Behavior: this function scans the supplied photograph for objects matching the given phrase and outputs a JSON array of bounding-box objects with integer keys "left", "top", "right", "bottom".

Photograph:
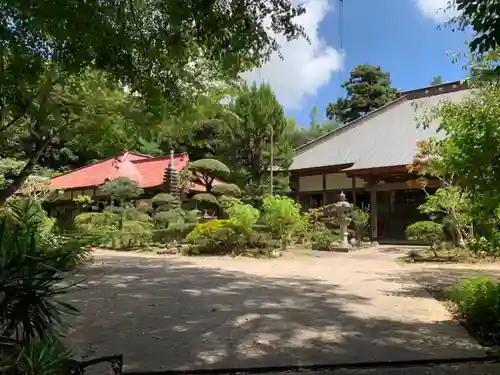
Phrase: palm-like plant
[{"left": 0, "top": 197, "right": 86, "bottom": 374}]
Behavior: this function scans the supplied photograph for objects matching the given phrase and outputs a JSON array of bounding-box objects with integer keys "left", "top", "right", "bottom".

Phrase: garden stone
[{"left": 270, "top": 249, "right": 281, "bottom": 258}]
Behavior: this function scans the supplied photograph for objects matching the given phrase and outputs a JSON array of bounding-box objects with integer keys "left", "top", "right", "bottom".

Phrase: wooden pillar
[
  {"left": 351, "top": 177, "right": 357, "bottom": 205},
  {"left": 370, "top": 188, "right": 378, "bottom": 240},
  {"left": 322, "top": 173, "right": 327, "bottom": 206}
]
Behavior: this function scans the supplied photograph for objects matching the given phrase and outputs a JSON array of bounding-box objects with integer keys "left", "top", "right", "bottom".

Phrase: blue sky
[{"left": 246, "top": 0, "right": 473, "bottom": 128}]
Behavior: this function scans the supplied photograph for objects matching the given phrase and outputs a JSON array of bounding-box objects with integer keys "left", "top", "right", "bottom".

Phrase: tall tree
[
  {"left": 326, "top": 64, "right": 397, "bottom": 124},
  {"left": 157, "top": 88, "right": 237, "bottom": 160},
  {"left": 290, "top": 107, "right": 338, "bottom": 148},
  {"left": 223, "top": 82, "right": 294, "bottom": 199},
  {"left": 0, "top": 69, "right": 153, "bottom": 205},
  {"left": 418, "top": 81, "right": 500, "bottom": 236},
  {"left": 0, "top": 0, "right": 305, "bottom": 205},
  {"left": 430, "top": 76, "right": 443, "bottom": 86}
]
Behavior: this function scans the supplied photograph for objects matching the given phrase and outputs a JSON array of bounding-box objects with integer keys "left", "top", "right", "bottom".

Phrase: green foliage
[
  {"left": 75, "top": 206, "right": 153, "bottom": 249},
  {"left": 289, "top": 110, "right": 338, "bottom": 148},
  {"left": 0, "top": 197, "right": 92, "bottom": 374},
  {"left": 189, "top": 158, "right": 231, "bottom": 194},
  {"left": 1, "top": 338, "right": 73, "bottom": 375},
  {"left": 406, "top": 221, "right": 444, "bottom": 252},
  {"left": 186, "top": 215, "right": 278, "bottom": 256},
  {"left": 311, "top": 229, "right": 336, "bottom": 251},
  {"left": 186, "top": 220, "right": 229, "bottom": 244},
  {"left": 0, "top": 69, "right": 153, "bottom": 205},
  {"left": 452, "top": 276, "right": 500, "bottom": 344},
  {"left": 72, "top": 194, "right": 92, "bottom": 213},
  {"left": 151, "top": 192, "right": 198, "bottom": 244},
  {"left": 0, "top": 158, "right": 25, "bottom": 188},
  {"left": 262, "top": 195, "right": 302, "bottom": 249},
  {"left": 192, "top": 193, "right": 220, "bottom": 206},
  {"left": 0, "top": 0, "right": 306, "bottom": 153},
  {"left": 348, "top": 206, "right": 370, "bottom": 240},
  {"left": 466, "top": 237, "right": 492, "bottom": 258},
  {"left": 185, "top": 219, "right": 238, "bottom": 254},
  {"left": 152, "top": 193, "right": 177, "bottom": 208},
  {"left": 418, "top": 83, "right": 500, "bottom": 242},
  {"left": 226, "top": 201, "right": 260, "bottom": 236},
  {"left": 418, "top": 186, "right": 472, "bottom": 245},
  {"left": 72, "top": 194, "right": 92, "bottom": 205},
  {"left": 430, "top": 76, "right": 443, "bottom": 86},
  {"left": 190, "top": 159, "right": 230, "bottom": 176},
  {"left": 0, "top": 198, "right": 86, "bottom": 347},
  {"left": 222, "top": 83, "right": 294, "bottom": 199},
  {"left": 101, "top": 177, "right": 143, "bottom": 204},
  {"left": 211, "top": 183, "right": 241, "bottom": 197},
  {"left": 449, "top": 1, "right": 500, "bottom": 55},
  {"left": 326, "top": 64, "right": 397, "bottom": 123}
]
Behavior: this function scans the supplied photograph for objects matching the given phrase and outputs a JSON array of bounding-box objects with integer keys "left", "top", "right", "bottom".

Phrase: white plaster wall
[
  {"left": 299, "top": 175, "right": 323, "bottom": 192},
  {"left": 325, "top": 173, "right": 365, "bottom": 190}
]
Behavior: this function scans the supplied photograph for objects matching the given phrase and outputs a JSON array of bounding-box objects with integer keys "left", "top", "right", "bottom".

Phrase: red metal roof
[{"left": 50, "top": 151, "right": 216, "bottom": 191}]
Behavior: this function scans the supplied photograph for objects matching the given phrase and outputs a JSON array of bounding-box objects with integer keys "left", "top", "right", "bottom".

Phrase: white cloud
[
  {"left": 243, "top": 0, "right": 343, "bottom": 110},
  {"left": 415, "top": 0, "right": 459, "bottom": 23}
]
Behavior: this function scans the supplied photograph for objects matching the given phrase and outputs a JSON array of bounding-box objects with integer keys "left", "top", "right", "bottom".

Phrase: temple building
[
  {"left": 289, "top": 81, "right": 470, "bottom": 241},
  {"left": 49, "top": 150, "right": 219, "bottom": 219}
]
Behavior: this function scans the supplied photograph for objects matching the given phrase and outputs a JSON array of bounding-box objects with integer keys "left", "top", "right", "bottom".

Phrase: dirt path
[{"left": 65, "top": 249, "right": 485, "bottom": 373}]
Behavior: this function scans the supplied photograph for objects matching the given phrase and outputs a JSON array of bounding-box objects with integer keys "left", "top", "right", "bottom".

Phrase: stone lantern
[{"left": 333, "top": 191, "right": 352, "bottom": 249}]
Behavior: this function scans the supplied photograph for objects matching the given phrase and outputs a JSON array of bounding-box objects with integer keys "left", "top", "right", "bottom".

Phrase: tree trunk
[{"left": 0, "top": 138, "right": 48, "bottom": 207}]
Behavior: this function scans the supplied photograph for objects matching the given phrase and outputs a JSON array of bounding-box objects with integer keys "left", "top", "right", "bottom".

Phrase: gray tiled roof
[{"left": 289, "top": 87, "right": 471, "bottom": 171}]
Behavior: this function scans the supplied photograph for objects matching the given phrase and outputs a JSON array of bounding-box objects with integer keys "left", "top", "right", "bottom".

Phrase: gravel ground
[{"left": 65, "top": 248, "right": 486, "bottom": 373}]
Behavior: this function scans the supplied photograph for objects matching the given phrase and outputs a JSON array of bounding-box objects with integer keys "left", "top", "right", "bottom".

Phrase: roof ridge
[
  {"left": 128, "top": 151, "right": 154, "bottom": 158},
  {"left": 295, "top": 95, "right": 408, "bottom": 155},
  {"left": 396, "top": 80, "right": 468, "bottom": 100},
  {"left": 131, "top": 152, "right": 189, "bottom": 164}
]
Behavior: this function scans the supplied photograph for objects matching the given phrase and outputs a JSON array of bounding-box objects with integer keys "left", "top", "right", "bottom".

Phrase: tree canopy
[
  {"left": 449, "top": 0, "right": 500, "bottom": 55},
  {"left": 418, "top": 81, "right": 500, "bottom": 233},
  {"left": 430, "top": 76, "right": 443, "bottom": 86},
  {"left": 326, "top": 64, "right": 397, "bottom": 124},
  {"left": 0, "top": 0, "right": 306, "bottom": 104},
  {"left": 222, "top": 82, "right": 294, "bottom": 199},
  {"left": 0, "top": 0, "right": 307, "bottom": 206},
  {"left": 290, "top": 107, "right": 338, "bottom": 148}
]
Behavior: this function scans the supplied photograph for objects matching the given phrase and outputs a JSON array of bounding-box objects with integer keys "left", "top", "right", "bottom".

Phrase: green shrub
[
  {"left": 262, "top": 195, "right": 302, "bottom": 249},
  {"left": 466, "top": 236, "right": 491, "bottom": 257},
  {"left": 0, "top": 197, "right": 91, "bottom": 374},
  {"left": 226, "top": 201, "right": 260, "bottom": 236},
  {"left": 246, "top": 231, "right": 280, "bottom": 249},
  {"left": 406, "top": 221, "right": 444, "bottom": 256},
  {"left": 186, "top": 221, "right": 240, "bottom": 255},
  {"left": 186, "top": 218, "right": 278, "bottom": 256},
  {"left": 452, "top": 276, "right": 500, "bottom": 343},
  {"left": 348, "top": 206, "right": 370, "bottom": 240},
  {"left": 75, "top": 206, "right": 154, "bottom": 249},
  {"left": 311, "top": 229, "right": 336, "bottom": 250},
  {"left": 186, "top": 220, "right": 230, "bottom": 244}
]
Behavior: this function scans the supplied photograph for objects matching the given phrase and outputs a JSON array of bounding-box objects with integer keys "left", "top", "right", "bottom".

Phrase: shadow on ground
[
  {"left": 380, "top": 266, "right": 500, "bottom": 300},
  {"left": 64, "top": 255, "right": 483, "bottom": 372}
]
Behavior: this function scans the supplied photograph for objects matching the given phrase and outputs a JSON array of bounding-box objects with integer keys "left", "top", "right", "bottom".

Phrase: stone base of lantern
[{"left": 328, "top": 242, "right": 352, "bottom": 253}]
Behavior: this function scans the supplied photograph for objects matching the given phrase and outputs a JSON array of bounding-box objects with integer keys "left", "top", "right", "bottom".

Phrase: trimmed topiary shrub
[{"left": 406, "top": 220, "right": 444, "bottom": 257}]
